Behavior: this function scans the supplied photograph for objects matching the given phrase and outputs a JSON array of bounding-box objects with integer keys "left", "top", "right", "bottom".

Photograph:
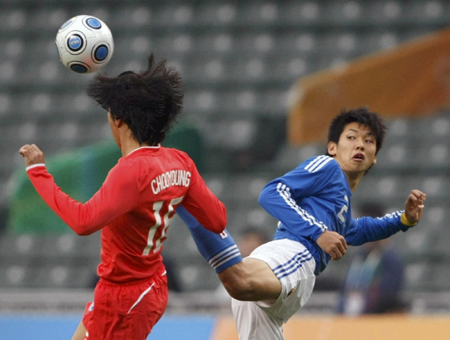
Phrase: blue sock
[{"left": 176, "top": 206, "right": 242, "bottom": 273}]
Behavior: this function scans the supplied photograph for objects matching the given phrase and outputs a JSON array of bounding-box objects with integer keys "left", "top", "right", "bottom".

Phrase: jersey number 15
[{"left": 143, "top": 196, "right": 184, "bottom": 255}]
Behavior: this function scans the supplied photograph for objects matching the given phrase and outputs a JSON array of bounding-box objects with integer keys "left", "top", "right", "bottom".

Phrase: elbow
[
  {"left": 224, "top": 281, "right": 255, "bottom": 301},
  {"left": 70, "top": 223, "right": 97, "bottom": 236},
  {"left": 75, "top": 229, "right": 94, "bottom": 236},
  {"left": 218, "top": 214, "right": 227, "bottom": 233},
  {"left": 201, "top": 212, "right": 226, "bottom": 234},
  {"left": 257, "top": 193, "right": 264, "bottom": 206},
  {"left": 210, "top": 220, "right": 226, "bottom": 234},
  {"left": 70, "top": 211, "right": 105, "bottom": 236},
  {"left": 258, "top": 190, "right": 268, "bottom": 209},
  {"left": 212, "top": 207, "right": 227, "bottom": 233}
]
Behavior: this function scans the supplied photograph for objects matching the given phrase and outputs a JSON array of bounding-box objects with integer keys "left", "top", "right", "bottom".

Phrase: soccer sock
[{"left": 176, "top": 206, "right": 242, "bottom": 273}]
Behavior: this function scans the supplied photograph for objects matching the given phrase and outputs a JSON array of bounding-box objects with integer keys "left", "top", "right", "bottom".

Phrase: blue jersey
[{"left": 258, "top": 155, "right": 409, "bottom": 275}]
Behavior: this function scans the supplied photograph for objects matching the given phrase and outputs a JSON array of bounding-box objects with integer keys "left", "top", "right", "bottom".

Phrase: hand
[
  {"left": 19, "top": 144, "right": 45, "bottom": 167},
  {"left": 404, "top": 189, "right": 426, "bottom": 225},
  {"left": 316, "top": 230, "right": 348, "bottom": 260}
]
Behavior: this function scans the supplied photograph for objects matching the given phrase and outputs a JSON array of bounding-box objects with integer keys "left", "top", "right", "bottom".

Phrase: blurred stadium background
[{"left": 1, "top": 0, "right": 450, "bottom": 339}]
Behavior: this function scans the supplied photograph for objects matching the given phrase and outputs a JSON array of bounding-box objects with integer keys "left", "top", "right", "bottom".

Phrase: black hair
[
  {"left": 327, "top": 107, "right": 386, "bottom": 156},
  {"left": 86, "top": 54, "right": 183, "bottom": 145}
]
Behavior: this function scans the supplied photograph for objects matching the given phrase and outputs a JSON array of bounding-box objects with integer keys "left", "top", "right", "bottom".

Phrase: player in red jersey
[{"left": 19, "top": 54, "right": 227, "bottom": 340}]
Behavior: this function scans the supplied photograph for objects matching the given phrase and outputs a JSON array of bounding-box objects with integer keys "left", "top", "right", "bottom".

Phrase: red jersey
[{"left": 26, "top": 146, "right": 227, "bottom": 283}]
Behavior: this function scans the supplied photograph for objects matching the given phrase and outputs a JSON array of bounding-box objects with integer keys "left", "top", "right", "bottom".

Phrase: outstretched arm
[
  {"left": 20, "top": 144, "right": 139, "bottom": 235},
  {"left": 345, "top": 189, "right": 427, "bottom": 246}
]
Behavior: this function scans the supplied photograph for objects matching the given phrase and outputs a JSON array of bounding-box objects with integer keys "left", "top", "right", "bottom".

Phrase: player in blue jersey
[{"left": 176, "top": 107, "right": 426, "bottom": 340}]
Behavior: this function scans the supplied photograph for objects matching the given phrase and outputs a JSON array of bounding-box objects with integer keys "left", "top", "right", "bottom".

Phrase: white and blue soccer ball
[{"left": 55, "top": 15, "right": 114, "bottom": 74}]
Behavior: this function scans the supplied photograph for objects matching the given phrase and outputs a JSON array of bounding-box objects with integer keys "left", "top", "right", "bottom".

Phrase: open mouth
[{"left": 353, "top": 153, "right": 365, "bottom": 161}]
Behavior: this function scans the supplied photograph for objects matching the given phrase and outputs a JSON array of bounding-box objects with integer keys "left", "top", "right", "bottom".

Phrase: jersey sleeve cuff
[
  {"left": 26, "top": 163, "right": 46, "bottom": 172},
  {"left": 311, "top": 227, "right": 327, "bottom": 242}
]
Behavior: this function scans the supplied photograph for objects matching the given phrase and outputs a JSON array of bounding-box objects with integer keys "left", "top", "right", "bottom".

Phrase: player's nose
[{"left": 356, "top": 138, "right": 364, "bottom": 149}]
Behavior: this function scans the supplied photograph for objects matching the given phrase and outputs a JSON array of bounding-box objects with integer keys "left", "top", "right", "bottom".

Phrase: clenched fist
[
  {"left": 403, "top": 189, "right": 426, "bottom": 225},
  {"left": 316, "top": 230, "right": 348, "bottom": 260},
  {"left": 19, "top": 144, "right": 45, "bottom": 167}
]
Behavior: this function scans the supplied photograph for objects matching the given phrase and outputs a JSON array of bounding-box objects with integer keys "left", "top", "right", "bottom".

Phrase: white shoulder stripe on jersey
[
  {"left": 304, "top": 155, "right": 326, "bottom": 172},
  {"left": 276, "top": 182, "right": 328, "bottom": 232},
  {"left": 305, "top": 155, "right": 333, "bottom": 173},
  {"left": 309, "top": 156, "right": 333, "bottom": 173}
]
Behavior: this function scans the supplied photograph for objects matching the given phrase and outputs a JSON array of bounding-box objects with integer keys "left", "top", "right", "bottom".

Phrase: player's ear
[
  {"left": 327, "top": 141, "right": 337, "bottom": 156},
  {"left": 372, "top": 155, "right": 377, "bottom": 165},
  {"left": 115, "top": 119, "right": 123, "bottom": 127}
]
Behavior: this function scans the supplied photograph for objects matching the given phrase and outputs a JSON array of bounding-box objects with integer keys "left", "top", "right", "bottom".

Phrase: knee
[
  {"left": 224, "top": 279, "right": 254, "bottom": 301},
  {"left": 219, "top": 264, "right": 256, "bottom": 301}
]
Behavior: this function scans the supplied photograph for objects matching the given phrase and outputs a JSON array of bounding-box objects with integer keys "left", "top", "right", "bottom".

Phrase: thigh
[
  {"left": 70, "top": 320, "right": 87, "bottom": 340},
  {"left": 85, "top": 273, "right": 168, "bottom": 340},
  {"left": 248, "top": 239, "right": 316, "bottom": 322},
  {"left": 125, "top": 276, "right": 169, "bottom": 338},
  {"left": 242, "top": 257, "right": 283, "bottom": 300},
  {"left": 218, "top": 255, "right": 282, "bottom": 302},
  {"left": 231, "top": 298, "right": 285, "bottom": 340}
]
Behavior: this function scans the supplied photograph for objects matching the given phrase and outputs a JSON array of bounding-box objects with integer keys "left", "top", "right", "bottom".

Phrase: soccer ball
[{"left": 55, "top": 15, "right": 114, "bottom": 74}]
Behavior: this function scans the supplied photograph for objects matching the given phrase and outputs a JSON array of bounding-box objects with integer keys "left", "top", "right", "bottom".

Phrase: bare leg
[
  {"left": 219, "top": 258, "right": 281, "bottom": 302},
  {"left": 176, "top": 207, "right": 280, "bottom": 301},
  {"left": 71, "top": 320, "right": 87, "bottom": 340}
]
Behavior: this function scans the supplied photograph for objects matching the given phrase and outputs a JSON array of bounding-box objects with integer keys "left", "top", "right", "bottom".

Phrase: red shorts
[{"left": 82, "top": 268, "right": 168, "bottom": 340}]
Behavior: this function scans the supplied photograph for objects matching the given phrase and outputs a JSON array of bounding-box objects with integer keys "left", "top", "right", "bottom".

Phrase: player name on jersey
[{"left": 151, "top": 170, "right": 191, "bottom": 194}]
